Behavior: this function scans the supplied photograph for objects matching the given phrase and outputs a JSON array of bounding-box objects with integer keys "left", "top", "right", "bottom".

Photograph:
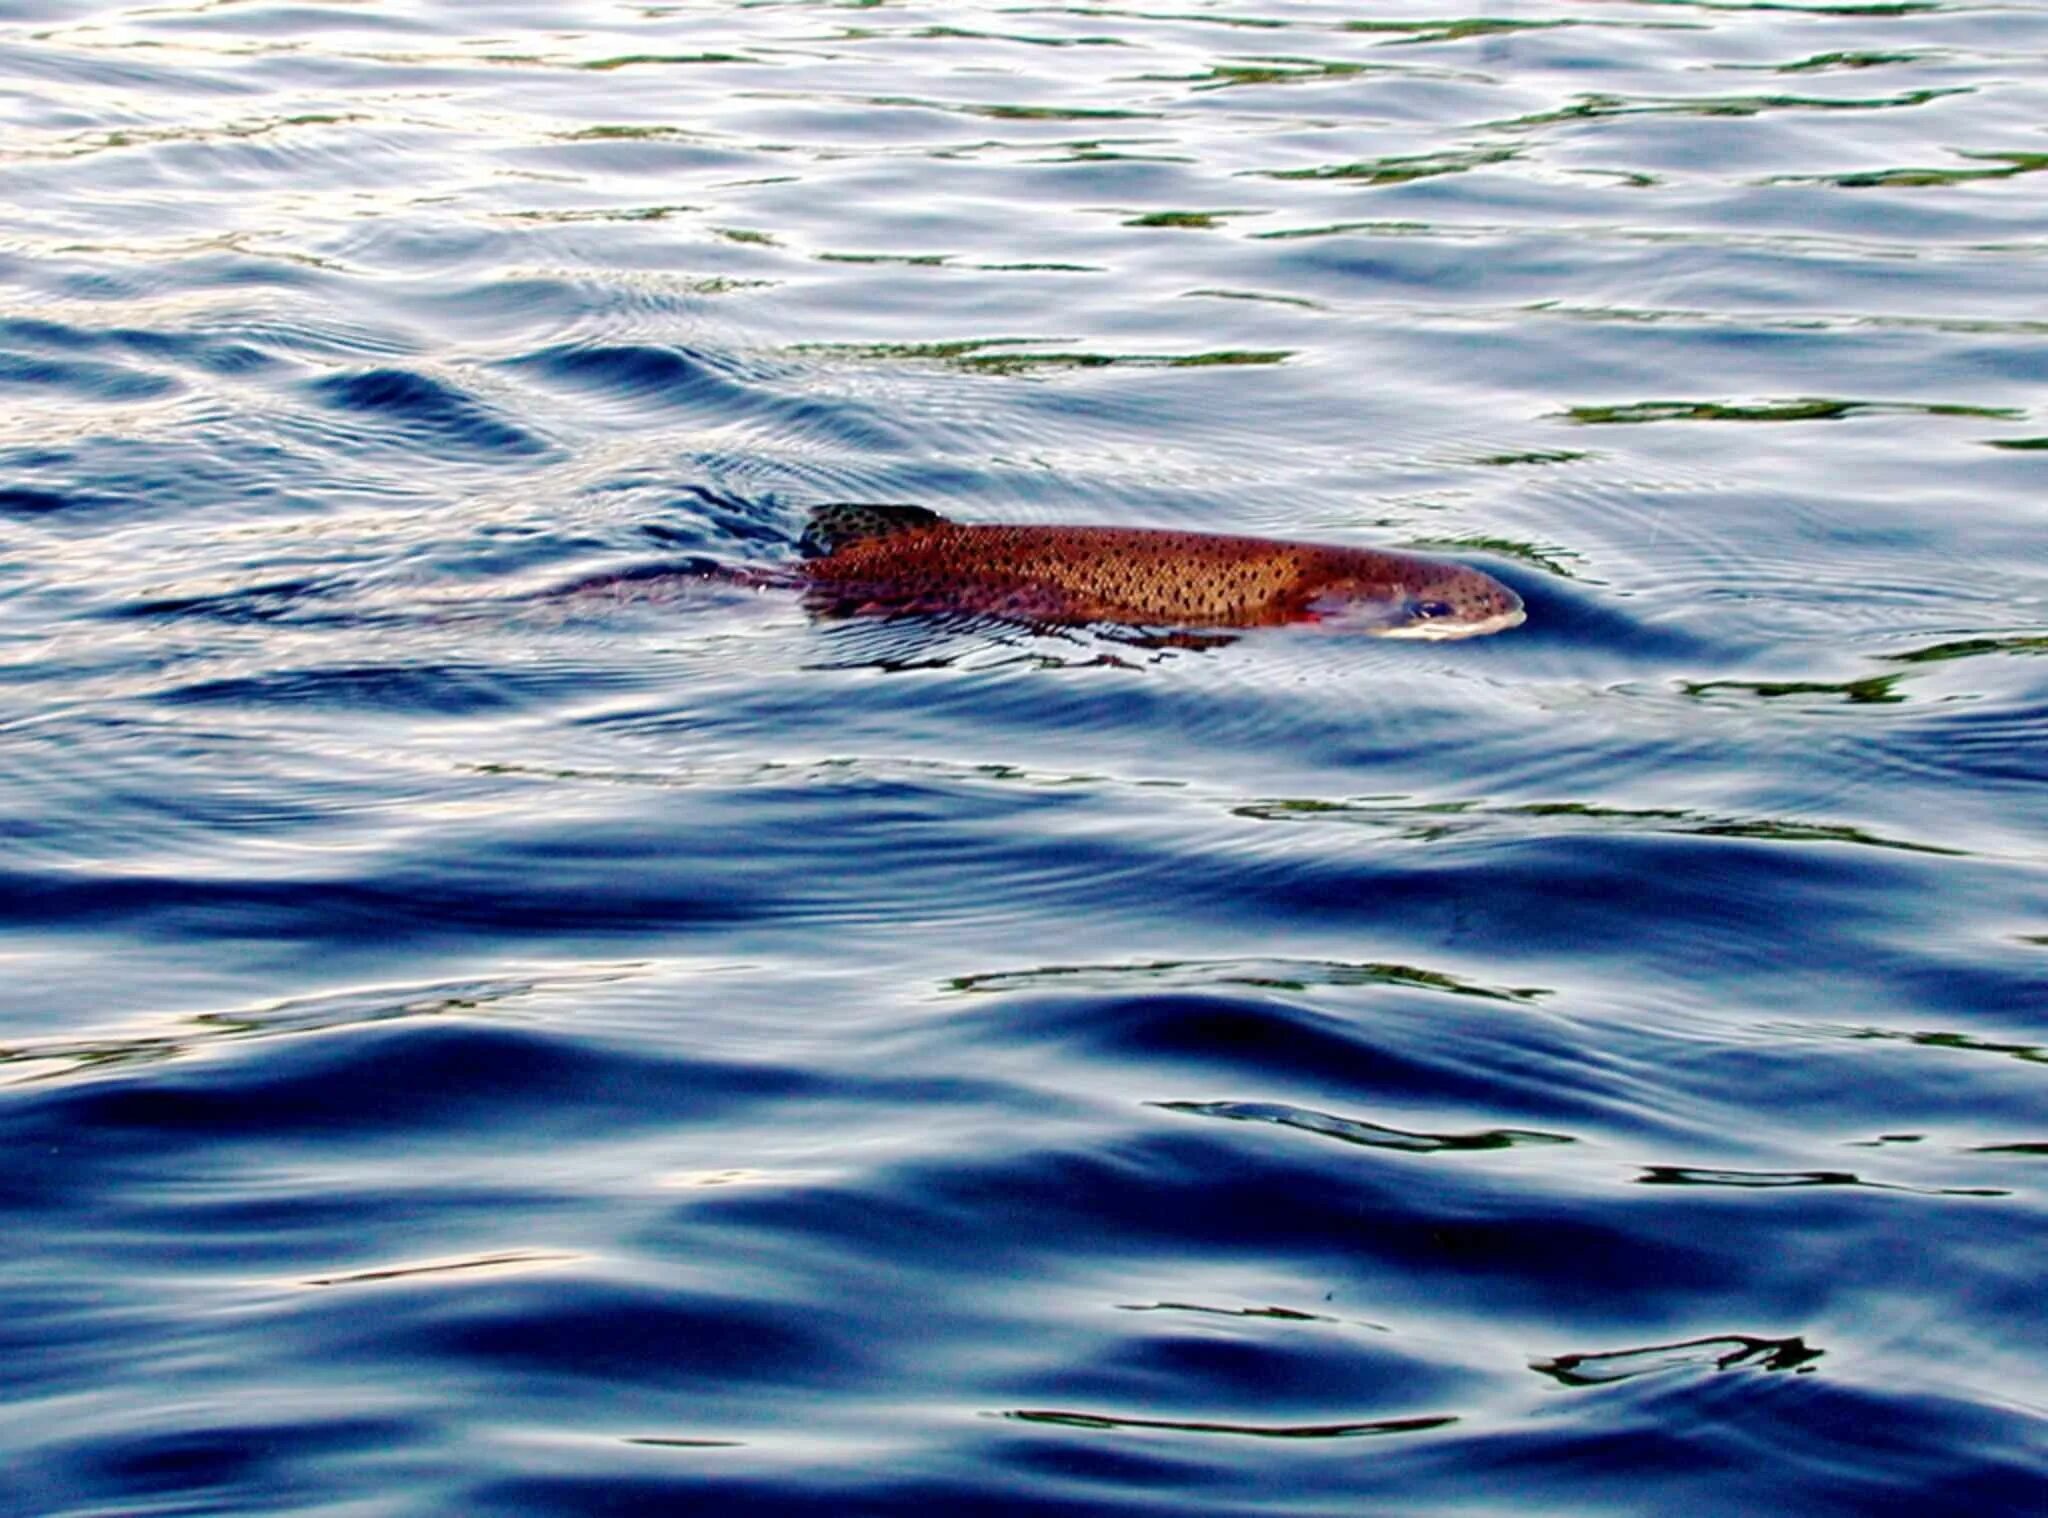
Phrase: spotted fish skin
[{"left": 797, "top": 505, "right": 1525, "bottom": 639}]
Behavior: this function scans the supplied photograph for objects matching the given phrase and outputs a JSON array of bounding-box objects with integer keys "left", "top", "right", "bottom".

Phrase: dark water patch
[
  {"left": 1470, "top": 567, "right": 1724, "bottom": 660},
  {"left": 9, "top": 1019, "right": 822, "bottom": 1146},
  {"left": 0, "top": 851, "right": 761, "bottom": 943},
  {"left": 0, "top": 484, "right": 116, "bottom": 516},
  {"left": 41, "top": 1415, "right": 421, "bottom": 1516},
  {"left": 392, "top": 1277, "right": 869, "bottom": 1390},
  {"left": 305, "top": 369, "right": 550, "bottom": 458},
  {"left": 509, "top": 342, "right": 762, "bottom": 411}
]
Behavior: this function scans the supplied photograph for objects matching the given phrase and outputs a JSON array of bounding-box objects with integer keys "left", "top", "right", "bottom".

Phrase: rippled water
[{"left": 4, "top": 1, "right": 2046, "bottom": 1513}]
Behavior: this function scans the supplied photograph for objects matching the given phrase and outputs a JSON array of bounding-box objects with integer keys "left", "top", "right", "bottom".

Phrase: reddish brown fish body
[{"left": 797, "top": 507, "right": 1525, "bottom": 639}]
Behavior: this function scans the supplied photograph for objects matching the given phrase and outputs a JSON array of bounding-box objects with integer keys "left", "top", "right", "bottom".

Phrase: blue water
[{"left": 3, "top": 2, "right": 2045, "bottom": 1513}]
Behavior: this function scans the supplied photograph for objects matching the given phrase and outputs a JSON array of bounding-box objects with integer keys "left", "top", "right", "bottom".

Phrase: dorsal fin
[{"left": 800, "top": 502, "right": 949, "bottom": 558}]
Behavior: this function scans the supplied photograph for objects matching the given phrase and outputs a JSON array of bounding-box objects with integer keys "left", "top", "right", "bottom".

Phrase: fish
[{"left": 791, "top": 503, "right": 1525, "bottom": 640}]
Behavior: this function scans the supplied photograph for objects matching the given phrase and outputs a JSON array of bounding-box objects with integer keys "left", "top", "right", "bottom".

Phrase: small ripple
[
  {"left": 154, "top": 660, "right": 538, "bottom": 713},
  {"left": 1532, "top": 1334, "right": 1823, "bottom": 1388},
  {"left": 0, "top": 969, "right": 638, "bottom": 1089},
  {"left": 1487, "top": 86, "right": 1971, "bottom": 136},
  {"left": 1248, "top": 146, "right": 1523, "bottom": 185},
  {"left": 0, "top": 349, "right": 180, "bottom": 403},
  {"left": 1227, "top": 795, "right": 1968, "bottom": 859},
  {"left": 1558, "top": 397, "right": 2021, "bottom": 425},
  {"left": 508, "top": 342, "right": 768, "bottom": 412},
  {"left": 921, "top": 991, "right": 1622, "bottom": 1127},
  {"left": 1000, "top": 1408, "right": 1460, "bottom": 1439},
  {"left": 1770, "top": 150, "right": 2048, "bottom": 190},
  {"left": 1635, "top": 1165, "right": 2006, "bottom": 1197},
  {"left": 197, "top": 312, "right": 421, "bottom": 362},
  {"left": 1154, "top": 1100, "right": 1574, "bottom": 1153},
  {"left": 1844, "top": 694, "right": 2048, "bottom": 793},
  {"left": 22, "top": 1019, "right": 823, "bottom": 1142},
  {"left": 947, "top": 955, "right": 1550, "bottom": 1003},
  {"left": 1790, "top": 1024, "right": 2046, "bottom": 1068},
  {"left": 0, "top": 39, "right": 264, "bottom": 98},
  {"left": 790, "top": 338, "right": 1293, "bottom": 375},
  {"left": 300, "top": 1250, "right": 580, "bottom": 1289},
  {"left": 303, "top": 368, "right": 552, "bottom": 459}
]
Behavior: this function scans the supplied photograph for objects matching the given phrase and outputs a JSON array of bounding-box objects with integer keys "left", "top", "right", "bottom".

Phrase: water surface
[{"left": 3, "top": 2, "right": 2045, "bottom": 1514}]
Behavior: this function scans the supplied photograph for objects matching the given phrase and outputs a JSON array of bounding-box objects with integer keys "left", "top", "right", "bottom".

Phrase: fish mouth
[{"left": 1371, "top": 603, "right": 1527, "bottom": 641}]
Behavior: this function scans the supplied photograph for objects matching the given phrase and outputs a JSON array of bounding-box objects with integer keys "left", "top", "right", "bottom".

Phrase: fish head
[{"left": 1301, "top": 563, "right": 1525, "bottom": 640}]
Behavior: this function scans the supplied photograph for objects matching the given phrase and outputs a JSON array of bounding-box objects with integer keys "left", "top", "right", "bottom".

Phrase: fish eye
[{"left": 1414, "top": 599, "right": 1453, "bottom": 619}]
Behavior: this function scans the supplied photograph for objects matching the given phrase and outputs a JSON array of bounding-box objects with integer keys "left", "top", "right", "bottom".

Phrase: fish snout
[{"left": 1304, "top": 572, "right": 1525, "bottom": 640}]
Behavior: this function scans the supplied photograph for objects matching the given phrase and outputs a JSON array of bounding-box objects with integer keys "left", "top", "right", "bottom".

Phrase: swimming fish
[{"left": 792, "top": 503, "right": 1525, "bottom": 639}]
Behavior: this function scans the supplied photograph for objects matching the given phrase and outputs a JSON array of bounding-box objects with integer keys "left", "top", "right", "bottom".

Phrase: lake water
[{"left": 2, "top": 2, "right": 2045, "bottom": 1513}]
